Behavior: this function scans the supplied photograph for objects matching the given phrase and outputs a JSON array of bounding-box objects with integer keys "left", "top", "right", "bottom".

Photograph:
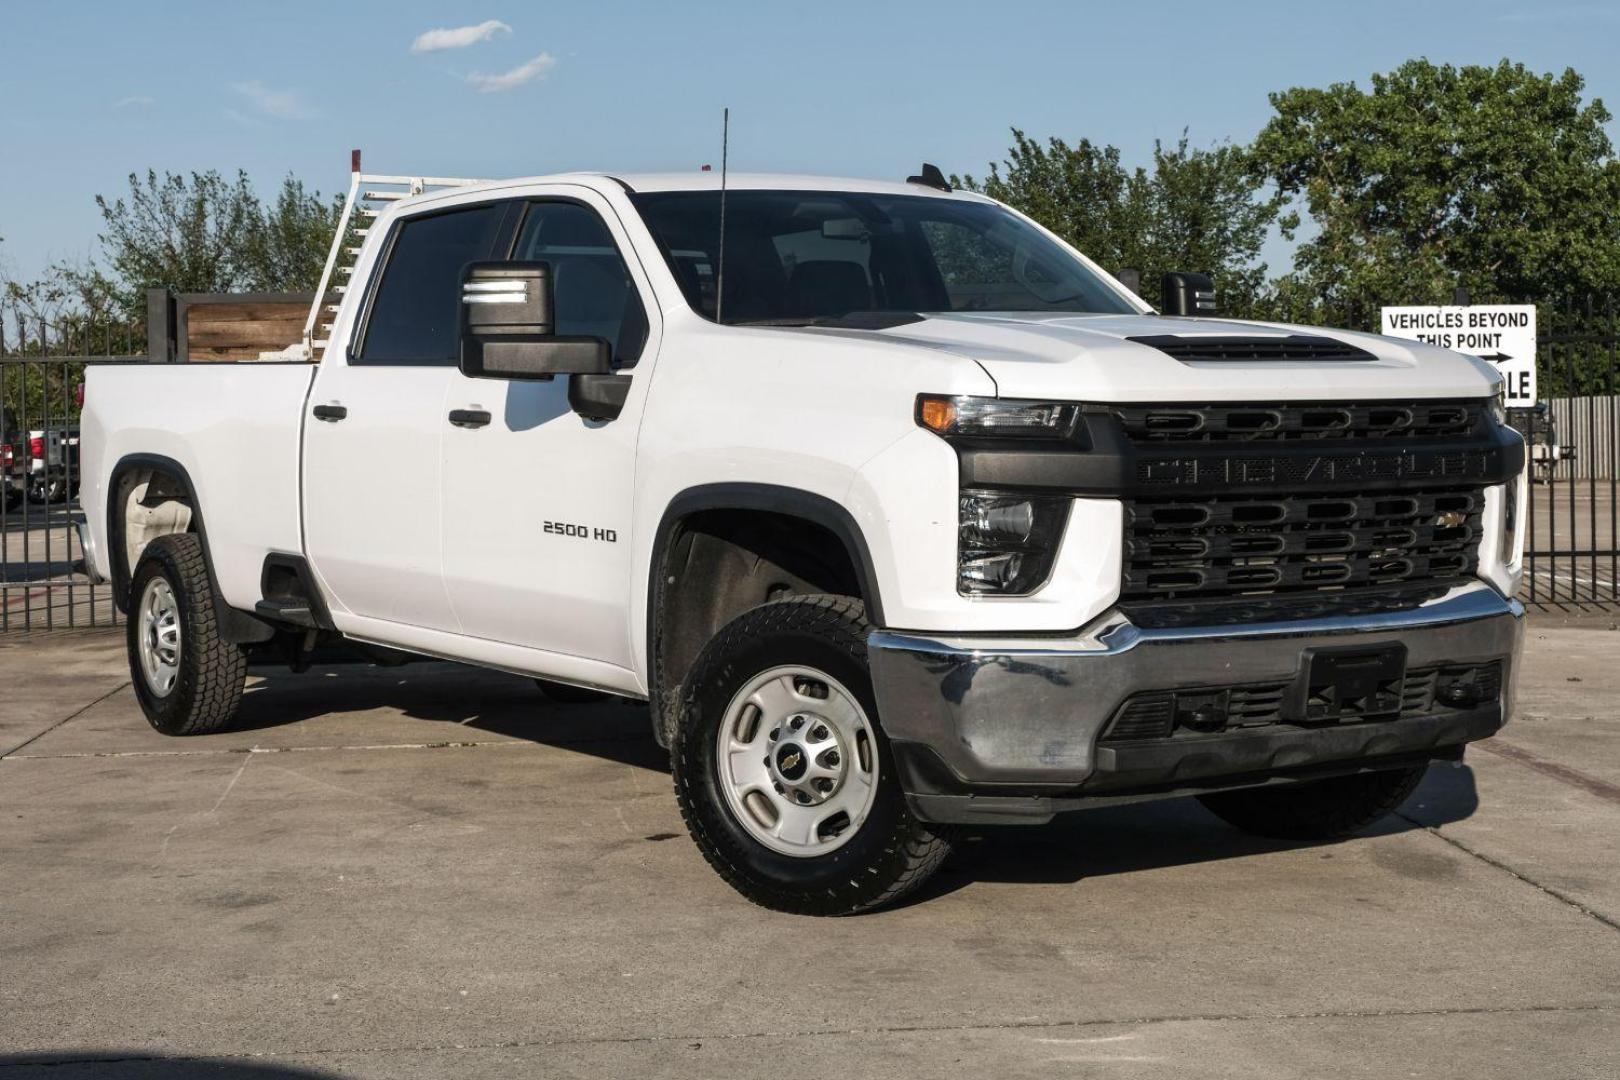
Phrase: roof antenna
[{"left": 716, "top": 107, "right": 730, "bottom": 325}]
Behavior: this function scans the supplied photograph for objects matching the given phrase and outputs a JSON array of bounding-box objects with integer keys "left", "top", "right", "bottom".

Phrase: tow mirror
[
  {"left": 1161, "top": 272, "right": 1217, "bottom": 317},
  {"left": 458, "top": 262, "right": 611, "bottom": 380}
]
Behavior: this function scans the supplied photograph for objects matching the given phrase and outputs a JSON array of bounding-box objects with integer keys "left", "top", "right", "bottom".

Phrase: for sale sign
[{"left": 1380, "top": 304, "right": 1537, "bottom": 405}]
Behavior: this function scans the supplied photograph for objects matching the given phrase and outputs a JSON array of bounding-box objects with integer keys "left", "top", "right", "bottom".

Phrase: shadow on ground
[
  {"left": 230, "top": 661, "right": 1483, "bottom": 905},
  {"left": 0, "top": 1054, "right": 341, "bottom": 1078},
  {"left": 234, "top": 662, "right": 669, "bottom": 772}
]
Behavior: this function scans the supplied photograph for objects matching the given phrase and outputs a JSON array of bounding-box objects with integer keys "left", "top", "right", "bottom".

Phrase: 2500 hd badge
[{"left": 543, "top": 520, "right": 618, "bottom": 543}]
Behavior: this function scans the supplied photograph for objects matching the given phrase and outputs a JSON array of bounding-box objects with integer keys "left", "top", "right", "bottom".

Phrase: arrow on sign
[{"left": 1477, "top": 352, "right": 1513, "bottom": 364}]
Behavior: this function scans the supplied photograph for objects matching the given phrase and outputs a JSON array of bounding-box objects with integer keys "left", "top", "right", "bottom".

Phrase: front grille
[
  {"left": 1100, "top": 661, "right": 1503, "bottom": 743},
  {"left": 1109, "top": 400, "right": 1483, "bottom": 443},
  {"left": 1124, "top": 488, "right": 1483, "bottom": 601},
  {"left": 1127, "top": 335, "right": 1377, "bottom": 365},
  {"left": 1122, "top": 584, "right": 1456, "bottom": 629}
]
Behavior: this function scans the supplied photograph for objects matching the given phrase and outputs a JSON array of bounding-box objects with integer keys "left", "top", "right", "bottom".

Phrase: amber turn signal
[{"left": 918, "top": 396, "right": 958, "bottom": 435}]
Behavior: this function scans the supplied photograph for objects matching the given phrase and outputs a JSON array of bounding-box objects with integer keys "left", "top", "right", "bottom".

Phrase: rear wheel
[
  {"left": 673, "top": 595, "right": 950, "bottom": 915},
  {"left": 1197, "top": 765, "right": 1427, "bottom": 841},
  {"left": 127, "top": 534, "right": 248, "bottom": 736}
]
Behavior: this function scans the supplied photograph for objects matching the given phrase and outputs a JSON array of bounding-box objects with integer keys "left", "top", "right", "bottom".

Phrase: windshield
[{"left": 629, "top": 190, "right": 1138, "bottom": 325}]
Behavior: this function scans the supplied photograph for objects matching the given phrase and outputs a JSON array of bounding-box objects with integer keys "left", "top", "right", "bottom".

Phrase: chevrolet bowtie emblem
[{"left": 781, "top": 752, "right": 802, "bottom": 771}]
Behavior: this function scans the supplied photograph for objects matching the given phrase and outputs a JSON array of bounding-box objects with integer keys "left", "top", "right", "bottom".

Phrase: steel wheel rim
[
  {"left": 138, "top": 577, "right": 181, "bottom": 698},
  {"left": 715, "top": 665, "right": 879, "bottom": 857}
]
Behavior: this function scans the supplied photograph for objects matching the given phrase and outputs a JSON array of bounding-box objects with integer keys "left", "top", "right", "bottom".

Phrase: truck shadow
[
  {"left": 232, "top": 662, "right": 1483, "bottom": 902},
  {"left": 905, "top": 763, "right": 1482, "bottom": 905},
  {"left": 235, "top": 662, "right": 670, "bottom": 772},
  {"left": 0, "top": 1055, "right": 340, "bottom": 1078}
]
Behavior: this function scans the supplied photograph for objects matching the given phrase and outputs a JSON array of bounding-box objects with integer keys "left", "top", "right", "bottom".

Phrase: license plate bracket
[{"left": 1285, "top": 643, "right": 1407, "bottom": 724}]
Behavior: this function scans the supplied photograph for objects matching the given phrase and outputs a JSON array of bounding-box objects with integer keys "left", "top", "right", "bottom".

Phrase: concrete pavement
[{"left": 1, "top": 624, "right": 1618, "bottom": 1078}]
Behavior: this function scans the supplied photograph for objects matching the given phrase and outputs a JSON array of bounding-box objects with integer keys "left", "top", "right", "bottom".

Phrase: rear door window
[{"left": 357, "top": 203, "right": 507, "bottom": 365}]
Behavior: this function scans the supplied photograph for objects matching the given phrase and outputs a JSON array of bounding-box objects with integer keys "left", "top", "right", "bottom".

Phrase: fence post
[
  {"left": 1452, "top": 283, "right": 1470, "bottom": 306},
  {"left": 146, "top": 288, "right": 175, "bottom": 362}
]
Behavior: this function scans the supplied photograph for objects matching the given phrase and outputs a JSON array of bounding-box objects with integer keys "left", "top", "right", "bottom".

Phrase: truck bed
[{"left": 81, "top": 362, "right": 318, "bottom": 612}]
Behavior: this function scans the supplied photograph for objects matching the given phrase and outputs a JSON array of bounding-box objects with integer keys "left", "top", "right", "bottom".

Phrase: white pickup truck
[{"left": 80, "top": 169, "right": 1527, "bottom": 914}]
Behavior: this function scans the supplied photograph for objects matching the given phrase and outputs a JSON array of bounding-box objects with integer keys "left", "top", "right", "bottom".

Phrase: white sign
[{"left": 1380, "top": 304, "right": 1537, "bottom": 405}]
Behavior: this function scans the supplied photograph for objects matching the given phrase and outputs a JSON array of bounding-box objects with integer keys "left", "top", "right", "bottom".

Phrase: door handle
[
  {"left": 448, "top": 408, "right": 492, "bottom": 429},
  {"left": 312, "top": 404, "right": 348, "bottom": 422}
]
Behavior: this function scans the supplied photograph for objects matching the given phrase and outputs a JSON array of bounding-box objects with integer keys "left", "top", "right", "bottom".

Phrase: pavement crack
[
  {"left": 1397, "top": 811, "right": 1620, "bottom": 934},
  {"left": 0, "top": 681, "right": 129, "bottom": 758},
  {"left": 1475, "top": 738, "right": 1620, "bottom": 806},
  {"left": 160, "top": 747, "right": 256, "bottom": 856},
  {"left": 2, "top": 1002, "right": 1614, "bottom": 1067}
]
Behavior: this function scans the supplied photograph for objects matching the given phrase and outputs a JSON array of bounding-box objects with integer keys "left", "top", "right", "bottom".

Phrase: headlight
[
  {"left": 957, "top": 490, "right": 1070, "bottom": 595},
  {"left": 1490, "top": 386, "right": 1507, "bottom": 427},
  {"left": 918, "top": 395, "right": 1079, "bottom": 440}
]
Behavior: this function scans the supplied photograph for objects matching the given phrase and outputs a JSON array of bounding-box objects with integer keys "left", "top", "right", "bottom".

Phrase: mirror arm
[{"left": 568, "top": 373, "right": 631, "bottom": 422}]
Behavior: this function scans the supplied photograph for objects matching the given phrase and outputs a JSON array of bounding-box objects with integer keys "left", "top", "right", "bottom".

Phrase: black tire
[
  {"left": 127, "top": 533, "right": 248, "bottom": 736},
  {"left": 672, "top": 594, "right": 950, "bottom": 916},
  {"left": 533, "top": 678, "right": 613, "bottom": 705},
  {"left": 1197, "top": 765, "right": 1427, "bottom": 841}
]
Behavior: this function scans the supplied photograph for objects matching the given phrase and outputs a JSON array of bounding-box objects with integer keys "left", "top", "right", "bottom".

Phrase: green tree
[
  {"left": 95, "top": 170, "right": 261, "bottom": 318},
  {"left": 93, "top": 169, "right": 342, "bottom": 319},
  {"left": 1252, "top": 59, "right": 1620, "bottom": 319},
  {"left": 243, "top": 176, "right": 345, "bottom": 292},
  {"left": 955, "top": 129, "right": 1281, "bottom": 313}
]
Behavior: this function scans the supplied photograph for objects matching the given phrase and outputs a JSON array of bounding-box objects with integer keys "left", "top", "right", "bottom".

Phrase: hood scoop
[{"left": 1128, "top": 334, "right": 1377, "bottom": 363}]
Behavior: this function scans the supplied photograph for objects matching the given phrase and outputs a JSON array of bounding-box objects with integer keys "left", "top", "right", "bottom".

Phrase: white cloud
[
  {"left": 466, "top": 51, "right": 556, "bottom": 93},
  {"left": 411, "top": 19, "right": 512, "bottom": 53},
  {"left": 115, "top": 95, "right": 155, "bottom": 109},
  {"left": 231, "top": 80, "right": 315, "bottom": 120}
]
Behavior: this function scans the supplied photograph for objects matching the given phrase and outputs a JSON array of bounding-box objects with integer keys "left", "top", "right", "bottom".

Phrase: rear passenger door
[
  {"left": 303, "top": 199, "right": 514, "bottom": 635},
  {"left": 439, "top": 191, "right": 657, "bottom": 668}
]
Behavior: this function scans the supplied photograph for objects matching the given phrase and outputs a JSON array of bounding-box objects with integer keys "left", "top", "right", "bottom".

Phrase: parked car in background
[
  {"left": 79, "top": 168, "right": 1527, "bottom": 914},
  {"left": 1509, "top": 403, "right": 1576, "bottom": 484},
  {"left": 19, "top": 424, "right": 80, "bottom": 504},
  {"left": 2, "top": 406, "right": 24, "bottom": 512}
]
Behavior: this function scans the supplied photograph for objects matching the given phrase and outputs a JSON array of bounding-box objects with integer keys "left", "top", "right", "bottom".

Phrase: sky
[{"left": 1, "top": 0, "right": 1617, "bottom": 288}]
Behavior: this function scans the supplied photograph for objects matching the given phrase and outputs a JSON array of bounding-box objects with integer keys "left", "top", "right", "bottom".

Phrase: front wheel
[
  {"left": 672, "top": 595, "right": 950, "bottom": 916},
  {"left": 1197, "top": 765, "right": 1427, "bottom": 841},
  {"left": 127, "top": 533, "right": 248, "bottom": 736}
]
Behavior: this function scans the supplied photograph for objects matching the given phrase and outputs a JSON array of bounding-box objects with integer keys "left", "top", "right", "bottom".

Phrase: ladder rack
[{"left": 302, "top": 152, "right": 485, "bottom": 359}]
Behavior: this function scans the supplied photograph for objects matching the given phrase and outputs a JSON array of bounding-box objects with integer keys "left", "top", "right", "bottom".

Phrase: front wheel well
[{"left": 650, "top": 502, "right": 876, "bottom": 746}]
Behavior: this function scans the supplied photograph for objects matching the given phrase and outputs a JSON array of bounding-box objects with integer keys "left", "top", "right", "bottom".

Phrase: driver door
[{"left": 439, "top": 190, "right": 658, "bottom": 668}]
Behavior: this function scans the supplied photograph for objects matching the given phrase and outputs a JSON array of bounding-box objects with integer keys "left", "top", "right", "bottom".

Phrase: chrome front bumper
[{"left": 868, "top": 583, "right": 1524, "bottom": 823}]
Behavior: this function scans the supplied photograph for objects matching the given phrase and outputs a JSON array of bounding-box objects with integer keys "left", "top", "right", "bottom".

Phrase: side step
[
  {"left": 254, "top": 599, "right": 320, "bottom": 629},
  {"left": 257, "top": 553, "right": 335, "bottom": 631}
]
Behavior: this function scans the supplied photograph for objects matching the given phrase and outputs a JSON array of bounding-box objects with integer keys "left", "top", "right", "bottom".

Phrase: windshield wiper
[{"left": 729, "top": 312, "right": 924, "bottom": 330}]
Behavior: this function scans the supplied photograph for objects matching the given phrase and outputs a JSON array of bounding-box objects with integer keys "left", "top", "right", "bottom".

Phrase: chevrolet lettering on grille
[{"left": 1137, "top": 448, "right": 1491, "bottom": 489}]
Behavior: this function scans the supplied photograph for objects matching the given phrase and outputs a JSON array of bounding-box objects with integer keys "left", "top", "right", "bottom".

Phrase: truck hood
[{"left": 808, "top": 312, "right": 1500, "bottom": 402}]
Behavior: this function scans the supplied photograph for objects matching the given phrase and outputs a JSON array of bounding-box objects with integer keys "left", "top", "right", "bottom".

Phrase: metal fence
[
  {"left": 1522, "top": 300, "right": 1619, "bottom": 608},
  {"left": 2, "top": 298, "right": 1618, "bottom": 635},
  {"left": 2, "top": 312, "right": 143, "bottom": 632}
]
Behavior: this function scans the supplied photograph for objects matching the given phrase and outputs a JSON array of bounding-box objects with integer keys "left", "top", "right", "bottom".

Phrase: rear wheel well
[
  {"left": 107, "top": 458, "right": 275, "bottom": 645},
  {"left": 111, "top": 465, "right": 196, "bottom": 609},
  {"left": 651, "top": 507, "right": 869, "bottom": 746}
]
